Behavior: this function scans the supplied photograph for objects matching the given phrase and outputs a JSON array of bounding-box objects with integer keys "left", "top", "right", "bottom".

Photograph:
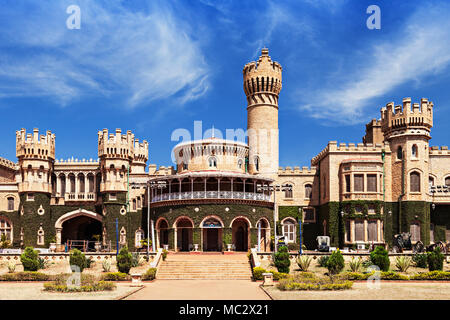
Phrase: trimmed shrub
[
  {"left": 44, "top": 280, "right": 116, "bottom": 292},
  {"left": 117, "top": 247, "right": 133, "bottom": 274},
  {"left": 410, "top": 271, "right": 450, "bottom": 280},
  {"left": 395, "top": 256, "right": 412, "bottom": 272},
  {"left": 252, "top": 267, "right": 266, "bottom": 280},
  {"left": 69, "top": 249, "right": 87, "bottom": 272},
  {"left": 101, "top": 272, "right": 130, "bottom": 281},
  {"left": 274, "top": 246, "right": 291, "bottom": 274},
  {"left": 427, "top": 247, "right": 444, "bottom": 271},
  {"left": 413, "top": 253, "right": 428, "bottom": 268},
  {"left": 369, "top": 246, "right": 390, "bottom": 271},
  {"left": 296, "top": 255, "right": 312, "bottom": 272},
  {"left": 277, "top": 273, "right": 353, "bottom": 291},
  {"left": 20, "top": 247, "right": 40, "bottom": 271},
  {"left": 7, "top": 261, "right": 16, "bottom": 273},
  {"left": 0, "top": 272, "right": 50, "bottom": 281},
  {"left": 380, "top": 271, "right": 409, "bottom": 280},
  {"left": 162, "top": 249, "right": 168, "bottom": 261},
  {"left": 327, "top": 250, "right": 345, "bottom": 275},
  {"left": 131, "top": 252, "right": 140, "bottom": 267},
  {"left": 317, "top": 255, "right": 330, "bottom": 268},
  {"left": 142, "top": 268, "right": 157, "bottom": 281}
]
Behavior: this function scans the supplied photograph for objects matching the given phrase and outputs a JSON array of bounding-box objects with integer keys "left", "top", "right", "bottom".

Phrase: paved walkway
[{"left": 125, "top": 280, "right": 270, "bottom": 300}]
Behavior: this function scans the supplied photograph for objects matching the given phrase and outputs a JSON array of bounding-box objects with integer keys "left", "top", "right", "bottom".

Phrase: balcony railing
[
  {"left": 342, "top": 192, "right": 382, "bottom": 200},
  {"left": 64, "top": 192, "right": 96, "bottom": 201},
  {"left": 152, "top": 191, "right": 271, "bottom": 203}
]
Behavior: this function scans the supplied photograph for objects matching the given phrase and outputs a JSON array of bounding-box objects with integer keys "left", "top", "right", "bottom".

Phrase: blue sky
[{"left": 1, "top": 0, "right": 450, "bottom": 168}]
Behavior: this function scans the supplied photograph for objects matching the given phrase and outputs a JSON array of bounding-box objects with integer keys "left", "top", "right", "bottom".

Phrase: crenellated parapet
[
  {"left": 278, "top": 166, "right": 316, "bottom": 175},
  {"left": 0, "top": 157, "right": 17, "bottom": 170},
  {"left": 243, "top": 48, "right": 282, "bottom": 107},
  {"left": 380, "top": 98, "right": 433, "bottom": 139},
  {"left": 429, "top": 146, "right": 450, "bottom": 156},
  {"left": 16, "top": 128, "right": 55, "bottom": 161},
  {"left": 311, "top": 141, "right": 389, "bottom": 165}
]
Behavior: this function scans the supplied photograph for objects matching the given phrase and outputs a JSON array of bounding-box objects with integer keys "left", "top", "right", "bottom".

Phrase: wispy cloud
[
  {"left": 298, "top": 2, "right": 450, "bottom": 124},
  {"left": 0, "top": 1, "right": 210, "bottom": 108}
]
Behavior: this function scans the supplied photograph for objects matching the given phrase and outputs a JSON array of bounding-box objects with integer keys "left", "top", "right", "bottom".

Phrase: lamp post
[{"left": 256, "top": 183, "right": 292, "bottom": 253}]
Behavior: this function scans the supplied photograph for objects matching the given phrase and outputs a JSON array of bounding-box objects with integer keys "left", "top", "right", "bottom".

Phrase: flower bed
[
  {"left": 339, "top": 270, "right": 450, "bottom": 281},
  {"left": 0, "top": 272, "right": 50, "bottom": 281},
  {"left": 252, "top": 267, "right": 289, "bottom": 281},
  {"left": 100, "top": 272, "right": 130, "bottom": 281},
  {"left": 43, "top": 273, "right": 116, "bottom": 292}
]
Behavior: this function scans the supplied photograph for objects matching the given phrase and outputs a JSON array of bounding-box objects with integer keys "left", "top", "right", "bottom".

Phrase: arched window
[
  {"left": 429, "top": 176, "right": 435, "bottom": 188},
  {"left": 254, "top": 156, "right": 260, "bottom": 171},
  {"left": 237, "top": 159, "right": 243, "bottom": 169},
  {"left": 304, "top": 184, "right": 312, "bottom": 199},
  {"left": 397, "top": 146, "right": 403, "bottom": 160},
  {"left": 0, "top": 218, "right": 12, "bottom": 241},
  {"left": 132, "top": 199, "right": 137, "bottom": 211},
  {"left": 284, "top": 184, "right": 293, "bottom": 198},
  {"left": 208, "top": 157, "right": 217, "bottom": 168},
  {"left": 135, "top": 229, "right": 144, "bottom": 248},
  {"left": 7, "top": 197, "right": 14, "bottom": 211},
  {"left": 412, "top": 144, "right": 418, "bottom": 158},
  {"left": 137, "top": 197, "right": 141, "bottom": 208},
  {"left": 410, "top": 222, "right": 421, "bottom": 242},
  {"left": 430, "top": 223, "right": 435, "bottom": 243},
  {"left": 445, "top": 177, "right": 450, "bottom": 187},
  {"left": 410, "top": 171, "right": 421, "bottom": 192},
  {"left": 282, "top": 219, "right": 296, "bottom": 243},
  {"left": 119, "top": 227, "right": 127, "bottom": 245}
]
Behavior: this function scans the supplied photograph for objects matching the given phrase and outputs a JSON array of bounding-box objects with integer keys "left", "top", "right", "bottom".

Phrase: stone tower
[
  {"left": 16, "top": 128, "right": 55, "bottom": 194},
  {"left": 381, "top": 98, "right": 433, "bottom": 237},
  {"left": 243, "top": 48, "right": 282, "bottom": 178}
]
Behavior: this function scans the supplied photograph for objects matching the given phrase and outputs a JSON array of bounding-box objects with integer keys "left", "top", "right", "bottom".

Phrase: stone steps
[{"left": 157, "top": 255, "right": 252, "bottom": 280}]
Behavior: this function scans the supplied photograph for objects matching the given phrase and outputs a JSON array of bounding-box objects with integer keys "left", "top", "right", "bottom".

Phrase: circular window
[{"left": 120, "top": 206, "right": 126, "bottom": 215}]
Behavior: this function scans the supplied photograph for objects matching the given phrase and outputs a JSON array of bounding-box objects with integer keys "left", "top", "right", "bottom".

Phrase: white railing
[
  {"left": 65, "top": 193, "right": 96, "bottom": 201},
  {"left": 152, "top": 191, "right": 271, "bottom": 203}
]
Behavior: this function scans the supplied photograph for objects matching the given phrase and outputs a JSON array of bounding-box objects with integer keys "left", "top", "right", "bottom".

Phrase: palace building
[{"left": 0, "top": 48, "right": 449, "bottom": 252}]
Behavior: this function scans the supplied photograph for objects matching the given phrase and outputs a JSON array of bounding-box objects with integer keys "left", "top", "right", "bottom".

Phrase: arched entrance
[
  {"left": 55, "top": 209, "right": 103, "bottom": 251},
  {"left": 201, "top": 217, "right": 223, "bottom": 251},
  {"left": 174, "top": 217, "right": 193, "bottom": 252},
  {"left": 257, "top": 218, "right": 271, "bottom": 252},
  {"left": 231, "top": 217, "right": 250, "bottom": 252},
  {"left": 157, "top": 219, "right": 169, "bottom": 249}
]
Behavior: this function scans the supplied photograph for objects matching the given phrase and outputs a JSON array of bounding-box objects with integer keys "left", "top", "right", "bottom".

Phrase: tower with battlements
[{"left": 244, "top": 48, "right": 282, "bottom": 178}]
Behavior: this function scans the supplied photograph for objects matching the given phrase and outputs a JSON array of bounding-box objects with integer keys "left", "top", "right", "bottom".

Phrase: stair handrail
[
  {"left": 150, "top": 248, "right": 163, "bottom": 268},
  {"left": 250, "top": 248, "right": 261, "bottom": 268}
]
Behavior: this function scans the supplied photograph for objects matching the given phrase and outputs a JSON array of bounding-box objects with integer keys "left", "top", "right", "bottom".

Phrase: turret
[
  {"left": 16, "top": 128, "right": 55, "bottom": 194},
  {"left": 244, "top": 48, "right": 282, "bottom": 178}
]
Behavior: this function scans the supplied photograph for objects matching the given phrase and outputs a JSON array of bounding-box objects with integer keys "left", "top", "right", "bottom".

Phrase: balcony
[
  {"left": 152, "top": 191, "right": 271, "bottom": 203},
  {"left": 341, "top": 192, "right": 382, "bottom": 201},
  {"left": 64, "top": 192, "right": 97, "bottom": 202}
]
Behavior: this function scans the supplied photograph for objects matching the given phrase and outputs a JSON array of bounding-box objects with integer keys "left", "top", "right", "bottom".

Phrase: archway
[
  {"left": 157, "top": 219, "right": 169, "bottom": 249},
  {"left": 231, "top": 217, "right": 250, "bottom": 251},
  {"left": 201, "top": 216, "right": 223, "bottom": 251},
  {"left": 256, "top": 218, "right": 271, "bottom": 252},
  {"left": 174, "top": 217, "right": 193, "bottom": 252},
  {"left": 55, "top": 209, "right": 103, "bottom": 251}
]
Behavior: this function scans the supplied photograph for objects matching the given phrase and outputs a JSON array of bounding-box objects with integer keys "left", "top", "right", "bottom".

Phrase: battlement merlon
[
  {"left": 243, "top": 48, "right": 282, "bottom": 97},
  {"left": 380, "top": 98, "right": 433, "bottom": 133},
  {"left": 15, "top": 128, "right": 55, "bottom": 160},
  {"left": 311, "top": 141, "right": 390, "bottom": 166},
  {"left": 429, "top": 146, "right": 450, "bottom": 156},
  {"left": 278, "top": 166, "right": 317, "bottom": 175},
  {"left": 133, "top": 139, "right": 149, "bottom": 164},
  {"left": 0, "top": 157, "right": 17, "bottom": 170}
]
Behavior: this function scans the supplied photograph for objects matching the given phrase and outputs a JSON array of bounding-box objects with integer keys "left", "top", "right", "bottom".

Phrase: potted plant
[
  {"left": 47, "top": 236, "right": 57, "bottom": 252},
  {"left": 223, "top": 233, "right": 233, "bottom": 251},
  {"left": 93, "top": 234, "right": 101, "bottom": 252},
  {"left": 193, "top": 244, "right": 199, "bottom": 251}
]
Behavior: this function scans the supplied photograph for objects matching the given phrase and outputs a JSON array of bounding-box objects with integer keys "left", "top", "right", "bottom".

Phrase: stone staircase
[{"left": 157, "top": 253, "right": 252, "bottom": 280}]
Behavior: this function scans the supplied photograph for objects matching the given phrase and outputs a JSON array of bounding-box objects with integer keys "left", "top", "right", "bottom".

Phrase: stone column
[{"left": 56, "top": 228, "right": 62, "bottom": 245}]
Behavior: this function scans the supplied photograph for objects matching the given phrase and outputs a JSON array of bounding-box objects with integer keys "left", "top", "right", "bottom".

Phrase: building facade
[{"left": 0, "top": 48, "right": 449, "bottom": 251}]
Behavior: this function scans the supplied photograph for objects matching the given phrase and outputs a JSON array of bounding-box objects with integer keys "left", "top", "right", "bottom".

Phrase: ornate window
[
  {"left": 304, "top": 184, "right": 312, "bottom": 199},
  {"left": 132, "top": 199, "right": 137, "bottom": 211},
  {"left": 282, "top": 219, "right": 296, "bottom": 243},
  {"left": 208, "top": 157, "right": 217, "bottom": 168},
  {"left": 37, "top": 226, "right": 45, "bottom": 245},
  {"left": 7, "top": 197, "right": 14, "bottom": 211},
  {"left": 410, "top": 171, "right": 421, "bottom": 192},
  {"left": 284, "top": 184, "right": 293, "bottom": 198},
  {"left": 410, "top": 222, "right": 421, "bottom": 242},
  {"left": 412, "top": 144, "right": 418, "bottom": 158},
  {"left": 0, "top": 218, "right": 12, "bottom": 241},
  {"left": 119, "top": 227, "right": 127, "bottom": 245}
]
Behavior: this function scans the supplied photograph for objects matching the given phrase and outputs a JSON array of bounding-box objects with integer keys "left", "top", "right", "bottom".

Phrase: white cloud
[
  {"left": 0, "top": 1, "right": 210, "bottom": 108},
  {"left": 299, "top": 2, "right": 450, "bottom": 124}
]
